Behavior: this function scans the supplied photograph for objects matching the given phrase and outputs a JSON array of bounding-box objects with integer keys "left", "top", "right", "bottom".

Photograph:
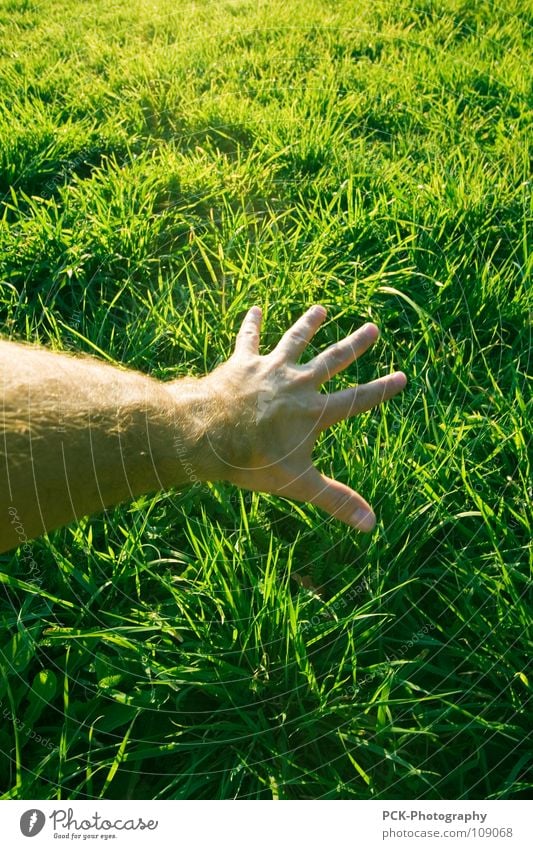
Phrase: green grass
[{"left": 0, "top": 0, "right": 531, "bottom": 799}]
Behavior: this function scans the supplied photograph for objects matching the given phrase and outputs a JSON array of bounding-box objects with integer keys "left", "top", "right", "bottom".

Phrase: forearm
[
  {"left": 0, "top": 307, "right": 407, "bottom": 551},
  {"left": 0, "top": 341, "right": 220, "bottom": 553}
]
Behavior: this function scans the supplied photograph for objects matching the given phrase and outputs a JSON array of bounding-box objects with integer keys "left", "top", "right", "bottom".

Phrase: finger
[
  {"left": 270, "top": 304, "right": 327, "bottom": 362},
  {"left": 302, "top": 322, "right": 379, "bottom": 386},
  {"left": 291, "top": 466, "right": 376, "bottom": 532},
  {"left": 233, "top": 306, "right": 262, "bottom": 356},
  {"left": 319, "top": 371, "right": 407, "bottom": 429}
]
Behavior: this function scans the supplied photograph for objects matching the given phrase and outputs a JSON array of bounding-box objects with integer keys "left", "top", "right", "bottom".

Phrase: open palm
[{"left": 203, "top": 305, "right": 407, "bottom": 531}]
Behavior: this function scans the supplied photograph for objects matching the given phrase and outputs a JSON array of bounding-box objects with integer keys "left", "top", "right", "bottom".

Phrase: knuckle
[
  {"left": 330, "top": 342, "right": 347, "bottom": 361},
  {"left": 329, "top": 491, "right": 351, "bottom": 516}
]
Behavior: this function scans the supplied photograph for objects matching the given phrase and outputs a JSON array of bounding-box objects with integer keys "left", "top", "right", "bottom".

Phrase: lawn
[{"left": 0, "top": 0, "right": 531, "bottom": 800}]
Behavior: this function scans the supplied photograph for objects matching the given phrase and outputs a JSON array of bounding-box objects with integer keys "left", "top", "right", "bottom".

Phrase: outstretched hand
[{"left": 201, "top": 305, "right": 406, "bottom": 532}]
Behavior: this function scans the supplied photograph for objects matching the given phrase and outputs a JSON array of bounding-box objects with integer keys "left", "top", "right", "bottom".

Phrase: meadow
[{"left": 0, "top": 0, "right": 531, "bottom": 799}]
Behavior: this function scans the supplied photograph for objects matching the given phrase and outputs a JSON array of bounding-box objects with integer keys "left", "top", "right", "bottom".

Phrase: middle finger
[{"left": 302, "top": 322, "right": 379, "bottom": 386}]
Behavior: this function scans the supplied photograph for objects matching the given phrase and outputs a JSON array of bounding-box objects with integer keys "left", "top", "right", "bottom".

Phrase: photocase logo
[{"left": 20, "top": 809, "right": 46, "bottom": 837}]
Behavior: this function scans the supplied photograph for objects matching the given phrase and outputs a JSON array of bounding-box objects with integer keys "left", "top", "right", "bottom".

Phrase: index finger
[{"left": 319, "top": 371, "right": 407, "bottom": 429}]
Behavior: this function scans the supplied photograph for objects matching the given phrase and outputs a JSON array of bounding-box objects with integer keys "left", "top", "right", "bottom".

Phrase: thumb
[{"left": 294, "top": 466, "right": 376, "bottom": 532}]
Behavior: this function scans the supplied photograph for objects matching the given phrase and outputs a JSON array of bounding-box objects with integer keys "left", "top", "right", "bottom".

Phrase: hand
[{"left": 199, "top": 305, "right": 406, "bottom": 531}]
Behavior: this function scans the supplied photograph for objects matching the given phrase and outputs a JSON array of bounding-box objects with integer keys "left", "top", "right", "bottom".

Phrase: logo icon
[{"left": 20, "top": 810, "right": 46, "bottom": 837}]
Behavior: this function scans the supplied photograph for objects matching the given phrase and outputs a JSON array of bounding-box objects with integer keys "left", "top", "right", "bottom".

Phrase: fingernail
[
  {"left": 362, "top": 322, "right": 379, "bottom": 338},
  {"left": 393, "top": 371, "right": 407, "bottom": 388},
  {"left": 349, "top": 508, "right": 376, "bottom": 532}
]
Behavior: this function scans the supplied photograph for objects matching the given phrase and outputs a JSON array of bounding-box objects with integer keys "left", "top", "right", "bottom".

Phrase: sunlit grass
[{"left": 0, "top": 0, "right": 531, "bottom": 799}]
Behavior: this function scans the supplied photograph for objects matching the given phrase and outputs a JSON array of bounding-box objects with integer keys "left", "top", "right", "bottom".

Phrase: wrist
[
  {"left": 168, "top": 362, "right": 265, "bottom": 485},
  {"left": 161, "top": 374, "right": 234, "bottom": 485}
]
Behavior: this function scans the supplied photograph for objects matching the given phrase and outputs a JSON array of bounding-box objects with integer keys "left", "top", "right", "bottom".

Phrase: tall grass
[{"left": 0, "top": 0, "right": 531, "bottom": 799}]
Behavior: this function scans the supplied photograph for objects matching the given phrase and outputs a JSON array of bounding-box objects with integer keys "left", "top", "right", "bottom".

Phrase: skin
[{"left": 0, "top": 305, "right": 406, "bottom": 554}]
